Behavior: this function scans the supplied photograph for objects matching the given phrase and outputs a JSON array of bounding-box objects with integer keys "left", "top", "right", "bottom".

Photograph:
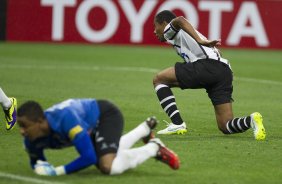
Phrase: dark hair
[
  {"left": 155, "top": 10, "right": 176, "bottom": 24},
  {"left": 17, "top": 101, "right": 45, "bottom": 121}
]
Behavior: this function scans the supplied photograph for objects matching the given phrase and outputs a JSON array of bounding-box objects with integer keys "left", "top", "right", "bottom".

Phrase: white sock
[
  {"left": 119, "top": 122, "right": 150, "bottom": 150},
  {"left": 110, "top": 142, "right": 158, "bottom": 175},
  {"left": 0, "top": 88, "right": 11, "bottom": 109}
]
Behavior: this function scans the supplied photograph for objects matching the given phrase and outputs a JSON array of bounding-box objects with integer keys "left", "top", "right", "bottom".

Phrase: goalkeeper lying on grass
[{"left": 17, "top": 98, "right": 179, "bottom": 176}]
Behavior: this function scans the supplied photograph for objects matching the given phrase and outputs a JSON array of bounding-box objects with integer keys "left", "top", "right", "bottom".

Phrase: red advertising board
[{"left": 6, "top": 0, "right": 282, "bottom": 49}]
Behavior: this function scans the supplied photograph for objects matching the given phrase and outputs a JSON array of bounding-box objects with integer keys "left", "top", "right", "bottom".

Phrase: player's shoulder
[{"left": 164, "top": 23, "right": 180, "bottom": 41}]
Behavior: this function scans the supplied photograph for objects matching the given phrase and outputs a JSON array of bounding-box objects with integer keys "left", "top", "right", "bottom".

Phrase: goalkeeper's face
[{"left": 18, "top": 116, "right": 46, "bottom": 141}]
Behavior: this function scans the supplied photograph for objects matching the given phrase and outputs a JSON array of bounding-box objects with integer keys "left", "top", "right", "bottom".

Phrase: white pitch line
[
  {"left": 0, "top": 64, "right": 159, "bottom": 73},
  {"left": 234, "top": 76, "right": 282, "bottom": 86},
  {"left": 1, "top": 63, "right": 282, "bottom": 86},
  {"left": 0, "top": 171, "right": 66, "bottom": 184}
]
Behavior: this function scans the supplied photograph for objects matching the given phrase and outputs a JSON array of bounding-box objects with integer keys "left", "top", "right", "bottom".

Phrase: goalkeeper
[{"left": 17, "top": 99, "right": 179, "bottom": 176}]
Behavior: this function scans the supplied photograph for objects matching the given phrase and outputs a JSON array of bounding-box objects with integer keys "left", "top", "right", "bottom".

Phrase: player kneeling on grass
[
  {"left": 17, "top": 99, "right": 179, "bottom": 176},
  {"left": 152, "top": 10, "right": 266, "bottom": 140}
]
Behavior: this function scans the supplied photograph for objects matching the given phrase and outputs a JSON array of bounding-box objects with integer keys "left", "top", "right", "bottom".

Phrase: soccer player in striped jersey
[
  {"left": 17, "top": 99, "right": 179, "bottom": 176},
  {"left": 0, "top": 87, "right": 17, "bottom": 130},
  {"left": 153, "top": 10, "right": 266, "bottom": 140}
]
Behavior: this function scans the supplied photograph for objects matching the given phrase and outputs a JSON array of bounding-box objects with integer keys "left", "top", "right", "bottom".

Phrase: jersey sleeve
[
  {"left": 60, "top": 110, "right": 98, "bottom": 174},
  {"left": 64, "top": 133, "right": 97, "bottom": 174},
  {"left": 164, "top": 23, "right": 179, "bottom": 40}
]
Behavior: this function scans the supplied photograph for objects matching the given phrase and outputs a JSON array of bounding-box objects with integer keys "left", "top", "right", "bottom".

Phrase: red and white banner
[{"left": 6, "top": 0, "right": 282, "bottom": 49}]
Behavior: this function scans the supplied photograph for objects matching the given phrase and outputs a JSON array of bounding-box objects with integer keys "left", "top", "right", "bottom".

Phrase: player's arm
[
  {"left": 61, "top": 125, "right": 98, "bottom": 174},
  {"left": 24, "top": 138, "right": 46, "bottom": 169},
  {"left": 32, "top": 130, "right": 97, "bottom": 176},
  {"left": 55, "top": 111, "right": 98, "bottom": 175},
  {"left": 24, "top": 138, "right": 58, "bottom": 176},
  {"left": 33, "top": 112, "right": 98, "bottom": 176},
  {"left": 171, "top": 16, "right": 221, "bottom": 47}
]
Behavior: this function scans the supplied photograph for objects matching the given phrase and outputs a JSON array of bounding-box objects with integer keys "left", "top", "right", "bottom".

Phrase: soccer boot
[
  {"left": 4, "top": 97, "right": 17, "bottom": 130},
  {"left": 250, "top": 112, "right": 266, "bottom": 140},
  {"left": 142, "top": 117, "right": 158, "bottom": 144},
  {"left": 157, "top": 121, "right": 187, "bottom": 135},
  {"left": 149, "top": 138, "right": 180, "bottom": 170}
]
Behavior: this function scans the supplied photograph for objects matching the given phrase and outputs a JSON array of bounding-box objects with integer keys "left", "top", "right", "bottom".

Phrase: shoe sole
[
  {"left": 142, "top": 118, "right": 158, "bottom": 143},
  {"left": 252, "top": 112, "right": 266, "bottom": 141},
  {"left": 176, "top": 129, "right": 187, "bottom": 135},
  {"left": 146, "top": 117, "right": 158, "bottom": 129},
  {"left": 160, "top": 149, "right": 180, "bottom": 170},
  {"left": 6, "top": 97, "right": 17, "bottom": 130},
  {"left": 157, "top": 128, "right": 187, "bottom": 135},
  {"left": 156, "top": 146, "right": 180, "bottom": 170}
]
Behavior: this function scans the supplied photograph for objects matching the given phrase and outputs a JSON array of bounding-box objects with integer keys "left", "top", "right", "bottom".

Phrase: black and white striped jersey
[{"left": 164, "top": 23, "right": 230, "bottom": 68}]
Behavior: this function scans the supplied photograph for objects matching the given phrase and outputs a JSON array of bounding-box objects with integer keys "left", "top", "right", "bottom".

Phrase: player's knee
[
  {"left": 153, "top": 73, "right": 165, "bottom": 87},
  {"left": 217, "top": 124, "right": 230, "bottom": 134},
  {"left": 98, "top": 154, "right": 116, "bottom": 175},
  {"left": 219, "top": 128, "right": 230, "bottom": 134},
  {"left": 153, "top": 74, "right": 160, "bottom": 86},
  {"left": 216, "top": 120, "right": 230, "bottom": 134},
  {"left": 99, "top": 162, "right": 112, "bottom": 175}
]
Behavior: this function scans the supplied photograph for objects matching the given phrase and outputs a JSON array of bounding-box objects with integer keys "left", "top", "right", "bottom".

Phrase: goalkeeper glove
[{"left": 34, "top": 160, "right": 66, "bottom": 176}]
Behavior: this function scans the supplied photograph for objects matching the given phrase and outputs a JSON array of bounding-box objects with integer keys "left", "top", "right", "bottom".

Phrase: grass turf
[{"left": 0, "top": 42, "right": 281, "bottom": 184}]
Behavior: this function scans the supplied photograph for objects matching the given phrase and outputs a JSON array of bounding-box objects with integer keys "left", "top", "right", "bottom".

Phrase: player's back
[
  {"left": 45, "top": 99, "right": 100, "bottom": 135},
  {"left": 164, "top": 23, "right": 227, "bottom": 64}
]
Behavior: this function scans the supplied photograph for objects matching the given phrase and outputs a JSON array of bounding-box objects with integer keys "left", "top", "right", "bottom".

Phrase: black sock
[
  {"left": 226, "top": 116, "right": 251, "bottom": 134},
  {"left": 155, "top": 84, "right": 183, "bottom": 125}
]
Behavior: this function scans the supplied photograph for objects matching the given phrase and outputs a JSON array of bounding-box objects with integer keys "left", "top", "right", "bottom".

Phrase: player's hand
[
  {"left": 34, "top": 160, "right": 57, "bottom": 176},
  {"left": 199, "top": 39, "right": 221, "bottom": 47}
]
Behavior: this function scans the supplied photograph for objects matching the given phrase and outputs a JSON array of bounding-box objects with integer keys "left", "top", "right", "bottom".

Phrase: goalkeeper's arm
[
  {"left": 57, "top": 131, "right": 98, "bottom": 175},
  {"left": 34, "top": 132, "right": 97, "bottom": 176}
]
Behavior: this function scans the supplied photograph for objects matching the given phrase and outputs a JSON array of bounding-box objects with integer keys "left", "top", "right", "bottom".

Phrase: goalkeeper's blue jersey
[
  {"left": 45, "top": 98, "right": 100, "bottom": 141},
  {"left": 24, "top": 99, "right": 100, "bottom": 173}
]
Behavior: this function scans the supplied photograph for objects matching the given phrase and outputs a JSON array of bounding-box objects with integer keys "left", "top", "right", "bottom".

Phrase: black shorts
[
  {"left": 175, "top": 59, "right": 233, "bottom": 105},
  {"left": 91, "top": 100, "right": 124, "bottom": 158}
]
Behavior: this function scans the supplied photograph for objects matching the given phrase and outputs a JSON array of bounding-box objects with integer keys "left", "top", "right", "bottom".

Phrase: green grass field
[{"left": 0, "top": 42, "right": 281, "bottom": 184}]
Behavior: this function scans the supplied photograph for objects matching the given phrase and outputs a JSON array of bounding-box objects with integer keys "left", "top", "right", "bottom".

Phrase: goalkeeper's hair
[
  {"left": 17, "top": 101, "right": 45, "bottom": 122},
  {"left": 155, "top": 10, "right": 176, "bottom": 24}
]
